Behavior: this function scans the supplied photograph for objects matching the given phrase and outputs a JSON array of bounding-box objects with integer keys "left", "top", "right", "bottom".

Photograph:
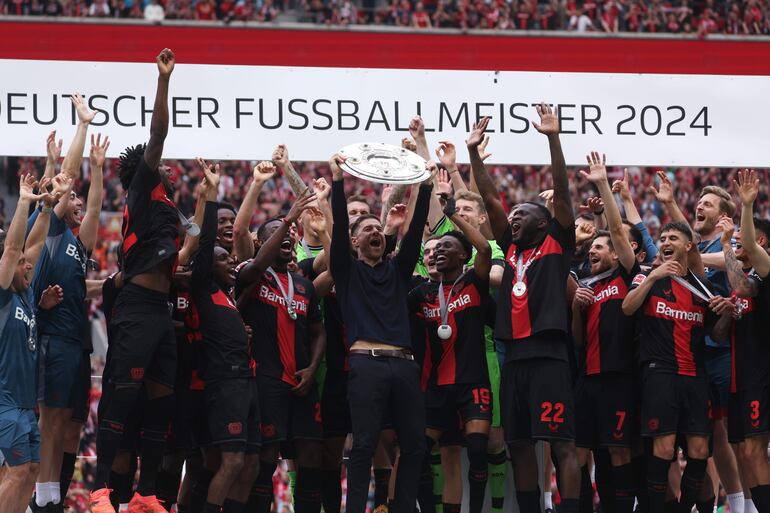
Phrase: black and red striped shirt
[
  {"left": 581, "top": 262, "right": 640, "bottom": 375},
  {"left": 409, "top": 271, "right": 493, "bottom": 386},
  {"left": 631, "top": 271, "right": 716, "bottom": 377},
  {"left": 731, "top": 270, "right": 770, "bottom": 392},
  {"left": 496, "top": 219, "right": 576, "bottom": 361},
  {"left": 120, "top": 157, "right": 180, "bottom": 280},
  {"left": 237, "top": 269, "right": 322, "bottom": 386}
]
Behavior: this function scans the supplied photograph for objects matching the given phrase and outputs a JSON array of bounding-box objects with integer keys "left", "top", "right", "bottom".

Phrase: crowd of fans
[{"left": 2, "top": 0, "right": 770, "bottom": 34}]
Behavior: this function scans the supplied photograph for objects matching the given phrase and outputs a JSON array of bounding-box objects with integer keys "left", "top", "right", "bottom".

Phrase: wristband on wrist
[{"left": 41, "top": 206, "right": 53, "bottom": 214}]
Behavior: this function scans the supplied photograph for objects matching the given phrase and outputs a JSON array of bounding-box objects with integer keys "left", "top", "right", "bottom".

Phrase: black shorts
[
  {"left": 70, "top": 351, "right": 92, "bottom": 424},
  {"left": 728, "top": 385, "right": 770, "bottom": 444},
  {"left": 108, "top": 283, "right": 176, "bottom": 388},
  {"left": 575, "top": 373, "right": 635, "bottom": 449},
  {"left": 425, "top": 383, "right": 493, "bottom": 433},
  {"left": 501, "top": 358, "right": 575, "bottom": 442},
  {"left": 641, "top": 371, "right": 712, "bottom": 438},
  {"left": 206, "top": 378, "right": 261, "bottom": 454},
  {"left": 321, "top": 370, "right": 351, "bottom": 438},
  {"left": 258, "top": 374, "right": 322, "bottom": 444}
]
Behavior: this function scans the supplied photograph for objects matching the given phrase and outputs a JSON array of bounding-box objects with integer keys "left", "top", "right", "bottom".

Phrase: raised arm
[
  {"left": 61, "top": 94, "right": 95, "bottom": 181},
  {"left": 178, "top": 180, "right": 208, "bottom": 267},
  {"left": 612, "top": 169, "right": 658, "bottom": 260},
  {"left": 649, "top": 170, "right": 687, "bottom": 226},
  {"left": 533, "top": 103, "right": 573, "bottom": 229},
  {"left": 190, "top": 159, "right": 220, "bottom": 289},
  {"left": 44, "top": 130, "right": 62, "bottom": 181},
  {"left": 445, "top": 197, "right": 491, "bottom": 279},
  {"left": 410, "top": 116, "right": 444, "bottom": 231},
  {"left": 144, "top": 48, "right": 175, "bottom": 170},
  {"left": 239, "top": 189, "right": 315, "bottom": 286},
  {"left": 272, "top": 144, "right": 308, "bottom": 195},
  {"left": 396, "top": 163, "right": 436, "bottom": 277},
  {"left": 79, "top": 133, "right": 108, "bottom": 251},
  {"left": 233, "top": 161, "right": 275, "bottom": 262},
  {"left": 717, "top": 216, "right": 757, "bottom": 297},
  {"left": 735, "top": 169, "right": 770, "bottom": 277},
  {"left": 436, "top": 141, "right": 468, "bottom": 193},
  {"left": 580, "top": 152, "right": 635, "bottom": 272},
  {"left": 329, "top": 154, "right": 353, "bottom": 283},
  {"left": 467, "top": 117, "right": 508, "bottom": 242},
  {"left": 0, "top": 175, "right": 46, "bottom": 289}
]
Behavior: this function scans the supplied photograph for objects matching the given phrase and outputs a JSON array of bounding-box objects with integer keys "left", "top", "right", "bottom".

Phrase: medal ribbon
[
  {"left": 672, "top": 271, "right": 714, "bottom": 303},
  {"left": 579, "top": 268, "right": 615, "bottom": 288},
  {"left": 515, "top": 243, "right": 543, "bottom": 289},
  {"left": 438, "top": 273, "right": 465, "bottom": 328},
  {"left": 266, "top": 267, "right": 295, "bottom": 317}
]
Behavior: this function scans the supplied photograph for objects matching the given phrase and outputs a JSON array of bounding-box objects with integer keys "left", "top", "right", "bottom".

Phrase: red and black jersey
[
  {"left": 581, "top": 262, "right": 640, "bottom": 375},
  {"left": 184, "top": 296, "right": 206, "bottom": 391},
  {"left": 172, "top": 282, "right": 196, "bottom": 389},
  {"left": 731, "top": 270, "right": 770, "bottom": 392},
  {"left": 496, "top": 218, "right": 576, "bottom": 361},
  {"left": 191, "top": 202, "right": 254, "bottom": 381},
  {"left": 409, "top": 271, "right": 494, "bottom": 386},
  {"left": 121, "top": 157, "right": 180, "bottom": 280},
  {"left": 237, "top": 269, "right": 322, "bottom": 387},
  {"left": 631, "top": 271, "right": 716, "bottom": 377}
]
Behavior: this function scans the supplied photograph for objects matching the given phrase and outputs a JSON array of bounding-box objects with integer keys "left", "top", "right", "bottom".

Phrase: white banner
[{"left": 0, "top": 59, "right": 768, "bottom": 167}]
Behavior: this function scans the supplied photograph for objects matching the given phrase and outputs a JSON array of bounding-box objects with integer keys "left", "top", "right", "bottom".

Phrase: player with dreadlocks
[{"left": 90, "top": 48, "right": 179, "bottom": 513}]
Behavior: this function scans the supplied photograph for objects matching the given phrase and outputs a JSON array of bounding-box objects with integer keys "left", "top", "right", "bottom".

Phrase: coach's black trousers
[{"left": 346, "top": 354, "right": 426, "bottom": 513}]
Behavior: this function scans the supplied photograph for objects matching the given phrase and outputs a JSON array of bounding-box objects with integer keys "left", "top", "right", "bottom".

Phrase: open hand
[
  {"left": 89, "top": 133, "right": 110, "bottom": 168},
  {"left": 533, "top": 102, "right": 559, "bottom": 135}
]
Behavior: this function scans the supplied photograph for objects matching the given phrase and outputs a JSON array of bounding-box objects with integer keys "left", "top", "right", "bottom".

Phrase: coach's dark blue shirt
[
  {"left": 0, "top": 286, "right": 38, "bottom": 408},
  {"left": 28, "top": 209, "right": 88, "bottom": 343},
  {"left": 329, "top": 179, "right": 431, "bottom": 349}
]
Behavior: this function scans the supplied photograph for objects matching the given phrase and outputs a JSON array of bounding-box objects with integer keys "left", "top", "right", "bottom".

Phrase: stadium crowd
[{"left": 2, "top": 0, "right": 770, "bottom": 34}]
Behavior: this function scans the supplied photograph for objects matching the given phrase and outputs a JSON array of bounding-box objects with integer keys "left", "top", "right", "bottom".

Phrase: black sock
[
  {"left": 60, "top": 452, "right": 77, "bottom": 500},
  {"left": 156, "top": 467, "right": 182, "bottom": 506},
  {"left": 418, "top": 438, "right": 436, "bottom": 513},
  {"left": 632, "top": 455, "right": 649, "bottom": 513},
  {"left": 516, "top": 488, "right": 542, "bottom": 513},
  {"left": 374, "top": 468, "right": 392, "bottom": 509},
  {"left": 696, "top": 496, "right": 715, "bottom": 513},
  {"left": 752, "top": 486, "right": 770, "bottom": 513},
  {"left": 295, "top": 467, "right": 322, "bottom": 513},
  {"left": 109, "top": 471, "right": 131, "bottom": 512},
  {"left": 136, "top": 395, "right": 174, "bottom": 496},
  {"left": 190, "top": 469, "right": 215, "bottom": 513},
  {"left": 595, "top": 450, "right": 615, "bottom": 513},
  {"left": 613, "top": 462, "right": 636, "bottom": 513},
  {"left": 579, "top": 465, "right": 593, "bottom": 513},
  {"left": 647, "top": 456, "right": 671, "bottom": 513},
  {"left": 679, "top": 458, "right": 707, "bottom": 513},
  {"left": 465, "top": 433, "right": 489, "bottom": 513},
  {"left": 222, "top": 499, "right": 246, "bottom": 513},
  {"left": 443, "top": 503, "right": 461, "bottom": 513},
  {"left": 203, "top": 502, "right": 221, "bottom": 513},
  {"left": 321, "top": 467, "right": 342, "bottom": 513},
  {"left": 561, "top": 498, "right": 580, "bottom": 513},
  {"left": 249, "top": 460, "right": 277, "bottom": 513}
]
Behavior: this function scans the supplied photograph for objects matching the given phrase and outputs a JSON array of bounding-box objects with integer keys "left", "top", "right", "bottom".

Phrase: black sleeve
[
  {"left": 550, "top": 218, "right": 577, "bottom": 259},
  {"left": 307, "top": 280, "right": 322, "bottom": 324},
  {"left": 395, "top": 184, "right": 432, "bottom": 278},
  {"left": 384, "top": 233, "right": 398, "bottom": 257},
  {"left": 330, "top": 180, "right": 353, "bottom": 288},
  {"left": 298, "top": 258, "right": 317, "bottom": 281},
  {"left": 191, "top": 201, "right": 217, "bottom": 290}
]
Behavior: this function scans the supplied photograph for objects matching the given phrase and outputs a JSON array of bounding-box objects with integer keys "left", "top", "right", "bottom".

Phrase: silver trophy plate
[{"left": 338, "top": 142, "right": 429, "bottom": 184}]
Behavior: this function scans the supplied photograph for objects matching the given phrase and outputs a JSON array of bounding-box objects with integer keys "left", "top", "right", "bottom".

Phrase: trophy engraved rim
[{"left": 338, "top": 142, "right": 429, "bottom": 184}]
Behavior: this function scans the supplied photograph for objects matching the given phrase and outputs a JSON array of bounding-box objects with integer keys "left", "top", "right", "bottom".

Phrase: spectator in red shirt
[
  {"left": 195, "top": 0, "right": 216, "bottom": 20},
  {"left": 515, "top": 2, "right": 532, "bottom": 29},
  {"left": 412, "top": 2, "right": 432, "bottom": 27}
]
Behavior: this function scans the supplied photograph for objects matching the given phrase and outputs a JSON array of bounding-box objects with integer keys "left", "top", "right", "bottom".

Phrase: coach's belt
[{"left": 349, "top": 349, "right": 415, "bottom": 360}]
